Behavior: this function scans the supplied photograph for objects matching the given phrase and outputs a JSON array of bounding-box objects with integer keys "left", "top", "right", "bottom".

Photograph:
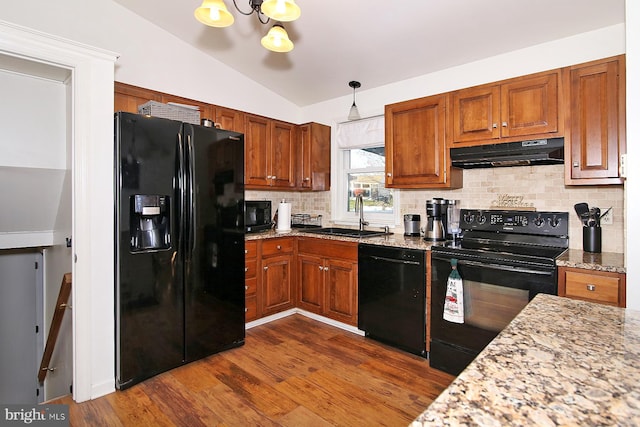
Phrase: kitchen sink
[{"left": 304, "top": 227, "right": 388, "bottom": 238}]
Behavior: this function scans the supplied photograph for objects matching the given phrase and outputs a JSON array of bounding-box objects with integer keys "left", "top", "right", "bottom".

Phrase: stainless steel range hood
[{"left": 450, "top": 138, "right": 564, "bottom": 169}]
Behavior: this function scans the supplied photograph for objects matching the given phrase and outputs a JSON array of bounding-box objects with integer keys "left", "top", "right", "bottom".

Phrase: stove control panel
[{"left": 460, "top": 209, "right": 569, "bottom": 236}]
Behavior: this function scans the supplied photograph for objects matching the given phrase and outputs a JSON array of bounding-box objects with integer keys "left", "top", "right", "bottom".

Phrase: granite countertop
[
  {"left": 245, "top": 228, "right": 439, "bottom": 251},
  {"left": 247, "top": 230, "right": 625, "bottom": 272},
  {"left": 413, "top": 294, "right": 640, "bottom": 426},
  {"left": 556, "top": 249, "right": 626, "bottom": 274}
]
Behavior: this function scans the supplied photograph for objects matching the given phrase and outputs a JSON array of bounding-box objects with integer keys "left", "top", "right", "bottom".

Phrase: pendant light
[
  {"left": 261, "top": 23, "right": 294, "bottom": 53},
  {"left": 261, "top": 0, "right": 301, "bottom": 22},
  {"left": 194, "top": 0, "right": 300, "bottom": 53},
  {"left": 194, "top": 0, "right": 235, "bottom": 27},
  {"left": 348, "top": 81, "right": 361, "bottom": 121}
]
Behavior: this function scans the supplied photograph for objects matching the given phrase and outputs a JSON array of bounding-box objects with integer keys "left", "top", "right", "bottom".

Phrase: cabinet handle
[
  {"left": 573, "top": 161, "right": 579, "bottom": 168},
  {"left": 245, "top": 308, "right": 248, "bottom": 312},
  {"left": 245, "top": 285, "right": 249, "bottom": 290},
  {"left": 492, "top": 123, "right": 498, "bottom": 128},
  {"left": 263, "top": 266, "right": 268, "bottom": 271},
  {"left": 323, "top": 266, "right": 329, "bottom": 271},
  {"left": 502, "top": 121, "right": 508, "bottom": 127},
  {"left": 244, "top": 249, "right": 248, "bottom": 254},
  {"left": 303, "top": 177, "right": 310, "bottom": 181},
  {"left": 387, "top": 172, "right": 392, "bottom": 177},
  {"left": 244, "top": 267, "right": 248, "bottom": 272},
  {"left": 272, "top": 175, "right": 277, "bottom": 180},
  {"left": 586, "top": 284, "right": 596, "bottom": 291},
  {"left": 266, "top": 175, "right": 272, "bottom": 179},
  {"left": 276, "top": 245, "right": 282, "bottom": 250},
  {"left": 318, "top": 265, "right": 323, "bottom": 270}
]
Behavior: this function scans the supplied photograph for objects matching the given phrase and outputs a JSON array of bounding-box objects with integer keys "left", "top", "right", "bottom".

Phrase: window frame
[{"left": 332, "top": 121, "right": 400, "bottom": 228}]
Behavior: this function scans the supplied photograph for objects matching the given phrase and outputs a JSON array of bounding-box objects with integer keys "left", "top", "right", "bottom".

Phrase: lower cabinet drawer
[
  {"left": 245, "top": 277, "right": 257, "bottom": 296},
  {"left": 564, "top": 270, "right": 621, "bottom": 306},
  {"left": 245, "top": 295, "right": 257, "bottom": 322}
]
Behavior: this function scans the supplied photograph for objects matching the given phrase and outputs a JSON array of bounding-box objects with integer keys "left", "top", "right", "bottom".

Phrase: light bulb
[{"left": 209, "top": 7, "right": 220, "bottom": 21}]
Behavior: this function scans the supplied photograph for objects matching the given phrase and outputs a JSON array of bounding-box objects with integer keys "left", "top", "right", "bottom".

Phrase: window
[{"left": 333, "top": 117, "right": 398, "bottom": 227}]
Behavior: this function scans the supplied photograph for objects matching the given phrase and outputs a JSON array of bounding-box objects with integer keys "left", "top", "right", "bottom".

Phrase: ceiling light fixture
[
  {"left": 348, "top": 81, "right": 361, "bottom": 121},
  {"left": 194, "top": 0, "right": 300, "bottom": 53}
]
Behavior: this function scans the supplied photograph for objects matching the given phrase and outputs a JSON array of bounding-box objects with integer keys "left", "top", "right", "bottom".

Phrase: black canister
[{"left": 583, "top": 226, "right": 602, "bottom": 253}]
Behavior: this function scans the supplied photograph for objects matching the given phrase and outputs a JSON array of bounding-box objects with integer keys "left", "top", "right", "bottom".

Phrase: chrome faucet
[{"left": 355, "top": 194, "right": 369, "bottom": 231}]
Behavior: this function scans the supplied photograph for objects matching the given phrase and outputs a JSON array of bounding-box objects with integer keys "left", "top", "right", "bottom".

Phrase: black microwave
[{"left": 245, "top": 200, "right": 273, "bottom": 233}]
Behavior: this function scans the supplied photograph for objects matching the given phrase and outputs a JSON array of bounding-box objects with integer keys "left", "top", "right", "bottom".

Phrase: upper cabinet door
[
  {"left": 244, "top": 114, "right": 270, "bottom": 187},
  {"left": 215, "top": 107, "right": 245, "bottom": 133},
  {"left": 270, "top": 120, "right": 297, "bottom": 189},
  {"left": 500, "top": 72, "right": 559, "bottom": 138},
  {"left": 298, "top": 123, "right": 331, "bottom": 191},
  {"left": 450, "top": 70, "right": 562, "bottom": 146},
  {"left": 385, "top": 95, "right": 462, "bottom": 189},
  {"left": 451, "top": 84, "right": 501, "bottom": 143},
  {"left": 567, "top": 55, "right": 625, "bottom": 184}
]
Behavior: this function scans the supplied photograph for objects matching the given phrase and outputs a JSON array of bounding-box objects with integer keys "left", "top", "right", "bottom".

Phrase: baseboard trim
[{"left": 246, "top": 308, "right": 364, "bottom": 336}]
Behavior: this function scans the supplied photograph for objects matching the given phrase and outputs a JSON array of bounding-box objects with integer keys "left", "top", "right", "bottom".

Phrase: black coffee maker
[{"left": 425, "top": 198, "right": 450, "bottom": 241}]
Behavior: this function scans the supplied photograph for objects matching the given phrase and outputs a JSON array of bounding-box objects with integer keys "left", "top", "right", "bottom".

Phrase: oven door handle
[
  {"left": 454, "top": 259, "right": 554, "bottom": 276},
  {"left": 369, "top": 255, "right": 422, "bottom": 266}
]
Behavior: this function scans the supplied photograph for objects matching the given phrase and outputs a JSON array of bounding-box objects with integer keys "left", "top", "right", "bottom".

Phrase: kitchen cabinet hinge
[
  {"left": 36, "top": 325, "right": 39, "bottom": 334},
  {"left": 36, "top": 389, "right": 39, "bottom": 397},
  {"left": 35, "top": 261, "right": 39, "bottom": 270}
]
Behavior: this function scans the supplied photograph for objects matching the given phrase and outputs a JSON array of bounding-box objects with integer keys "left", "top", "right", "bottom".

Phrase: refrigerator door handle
[
  {"left": 186, "top": 132, "right": 196, "bottom": 258},
  {"left": 177, "top": 132, "right": 186, "bottom": 259}
]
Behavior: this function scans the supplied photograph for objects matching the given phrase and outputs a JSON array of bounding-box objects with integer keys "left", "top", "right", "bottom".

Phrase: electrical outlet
[{"left": 600, "top": 208, "right": 613, "bottom": 225}]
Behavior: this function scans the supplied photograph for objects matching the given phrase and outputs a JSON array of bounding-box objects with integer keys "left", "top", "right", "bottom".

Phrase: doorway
[{"left": 0, "top": 54, "right": 73, "bottom": 402}]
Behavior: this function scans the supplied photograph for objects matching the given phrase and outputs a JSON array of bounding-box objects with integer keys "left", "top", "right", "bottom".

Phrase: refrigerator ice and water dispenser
[{"left": 130, "top": 194, "right": 170, "bottom": 251}]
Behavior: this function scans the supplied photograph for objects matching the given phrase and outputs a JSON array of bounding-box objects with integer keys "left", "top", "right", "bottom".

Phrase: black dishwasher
[{"left": 358, "top": 244, "right": 426, "bottom": 357}]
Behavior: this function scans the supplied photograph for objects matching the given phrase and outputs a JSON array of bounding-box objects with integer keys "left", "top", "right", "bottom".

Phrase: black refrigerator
[{"left": 114, "top": 112, "right": 245, "bottom": 390}]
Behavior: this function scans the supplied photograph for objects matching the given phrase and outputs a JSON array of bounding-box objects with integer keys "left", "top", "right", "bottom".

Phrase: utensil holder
[{"left": 583, "top": 226, "right": 601, "bottom": 253}]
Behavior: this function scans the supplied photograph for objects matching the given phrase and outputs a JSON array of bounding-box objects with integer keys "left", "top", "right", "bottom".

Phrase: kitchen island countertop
[{"left": 412, "top": 293, "right": 640, "bottom": 426}]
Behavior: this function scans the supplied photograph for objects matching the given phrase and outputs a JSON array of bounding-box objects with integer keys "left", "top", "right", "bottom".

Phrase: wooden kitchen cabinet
[
  {"left": 114, "top": 82, "right": 162, "bottom": 113},
  {"left": 297, "top": 238, "right": 358, "bottom": 326},
  {"left": 558, "top": 266, "right": 626, "bottom": 307},
  {"left": 298, "top": 122, "right": 331, "bottom": 191},
  {"left": 385, "top": 94, "right": 462, "bottom": 189},
  {"left": 244, "top": 240, "right": 258, "bottom": 322},
  {"left": 245, "top": 114, "right": 296, "bottom": 189},
  {"left": 450, "top": 70, "right": 562, "bottom": 146},
  {"left": 215, "top": 106, "right": 245, "bottom": 133},
  {"left": 259, "top": 237, "right": 295, "bottom": 316},
  {"left": 565, "top": 55, "right": 626, "bottom": 185}
]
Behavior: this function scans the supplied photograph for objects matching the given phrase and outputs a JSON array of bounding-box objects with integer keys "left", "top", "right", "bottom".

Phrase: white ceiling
[{"left": 114, "top": 0, "right": 625, "bottom": 107}]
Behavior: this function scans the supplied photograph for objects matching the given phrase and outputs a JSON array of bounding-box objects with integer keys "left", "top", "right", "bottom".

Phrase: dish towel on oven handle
[{"left": 443, "top": 258, "right": 464, "bottom": 323}]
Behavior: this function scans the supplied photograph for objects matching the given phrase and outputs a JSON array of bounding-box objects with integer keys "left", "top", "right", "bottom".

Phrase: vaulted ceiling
[{"left": 115, "top": 0, "right": 625, "bottom": 107}]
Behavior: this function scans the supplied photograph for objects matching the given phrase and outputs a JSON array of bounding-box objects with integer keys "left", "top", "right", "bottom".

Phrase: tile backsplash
[{"left": 247, "top": 164, "right": 625, "bottom": 254}]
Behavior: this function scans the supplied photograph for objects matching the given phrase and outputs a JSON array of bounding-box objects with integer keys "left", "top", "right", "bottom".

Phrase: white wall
[
  {"left": 0, "top": 69, "right": 69, "bottom": 248},
  {"left": 0, "top": 0, "right": 302, "bottom": 124}
]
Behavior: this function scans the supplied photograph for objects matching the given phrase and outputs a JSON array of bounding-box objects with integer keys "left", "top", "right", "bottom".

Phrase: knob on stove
[
  {"left": 533, "top": 214, "right": 545, "bottom": 227},
  {"left": 463, "top": 212, "right": 475, "bottom": 224}
]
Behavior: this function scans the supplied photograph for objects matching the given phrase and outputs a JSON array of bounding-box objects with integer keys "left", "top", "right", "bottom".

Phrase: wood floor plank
[
  {"left": 277, "top": 405, "right": 334, "bottom": 427},
  {"left": 203, "top": 356, "right": 299, "bottom": 418},
  {"left": 104, "top": 386, "right": 174, "bottom": 427},
  {"left": 140, "top": 373, "right": 221, "bottom": 426},
  {"left": 193, "top": 383, "right": 283, "bottom": 427},
  {"left": 49, "top": 314, "right": 454, "bottom": 426},
  {"left": 168, "top": 357, "right": 223, "bottom": 393}
]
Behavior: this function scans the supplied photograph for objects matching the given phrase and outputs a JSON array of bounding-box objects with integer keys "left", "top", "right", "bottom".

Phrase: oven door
[{"left": 429, "top": 250, "right": 557, "bottom": 375}]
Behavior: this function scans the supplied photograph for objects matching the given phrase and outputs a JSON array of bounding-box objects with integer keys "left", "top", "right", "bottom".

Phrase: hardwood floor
[{"left": 51, "top": 315, "right": 454, "bottom": 426}]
